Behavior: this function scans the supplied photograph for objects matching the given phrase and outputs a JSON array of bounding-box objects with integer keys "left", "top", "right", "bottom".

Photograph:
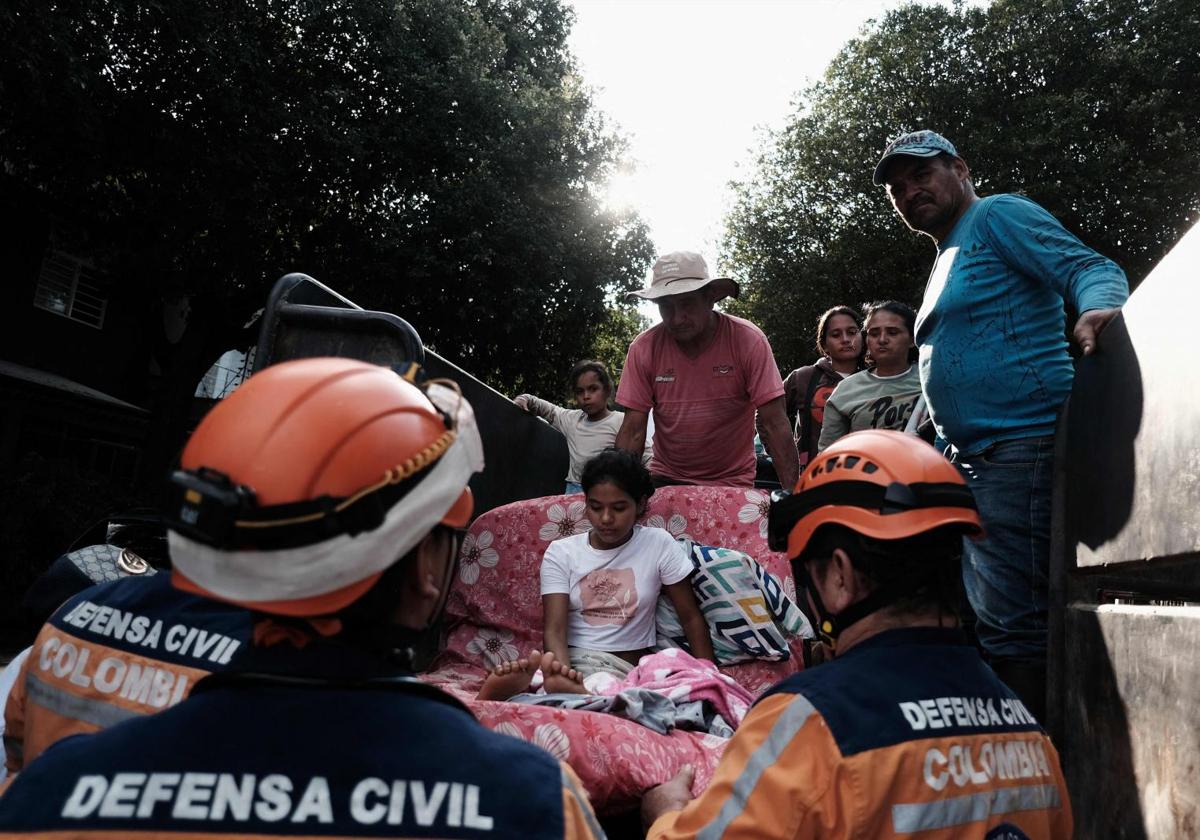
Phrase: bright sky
[{"left": 565, "top": 0, "right": 939, "bottom": 304}]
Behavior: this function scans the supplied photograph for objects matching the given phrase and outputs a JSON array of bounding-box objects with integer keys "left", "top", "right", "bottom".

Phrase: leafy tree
[
  {"left": 518, "top": 297, "right": 645, "bottom": 406},
  {"left": 723, "top": 0, "right": 1200, "bottom": 371},
  {"left": 0, "top": 0, "right": 653, "bottom": 477},
  {"left": 586, "top": 302, "right": 649, "bottom": 404}
]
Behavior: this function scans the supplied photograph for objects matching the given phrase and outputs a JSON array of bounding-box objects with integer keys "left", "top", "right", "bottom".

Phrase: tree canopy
[
  {"left": 0, "top": 0, "right": 653, "bottom": 400},
  {"left": 722, "top": 0, "right": 1200, "bottom": 371}
]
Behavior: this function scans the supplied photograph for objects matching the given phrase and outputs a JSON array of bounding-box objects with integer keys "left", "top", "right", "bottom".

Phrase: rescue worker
[
  {"left": 4, "top": 544, "right": 252, "bottom": 775},
  {"left": 0, "top": 357, "right": 604, "bottom": 839},
  {"left": 642, "top": 430, "right": 1073, "bottom": 838}
]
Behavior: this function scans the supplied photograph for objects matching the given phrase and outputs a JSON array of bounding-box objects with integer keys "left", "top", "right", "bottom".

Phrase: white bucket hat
[{"left": 628, "top": 251, "right": 740, "bottom": 301}]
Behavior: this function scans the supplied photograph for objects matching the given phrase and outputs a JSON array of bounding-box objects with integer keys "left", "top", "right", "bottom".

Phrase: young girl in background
[
  {"left": 817, "top": 300, "right": 923, "bottom": 451},
  {"left": 515, "top": 360, "right": 646, "bottom": 494},
  {"left": 783, "top": 305, "right": 865, "bottom": 468},
  {"left": 538, "top": 448, "right": 713, "bottom": 692}
]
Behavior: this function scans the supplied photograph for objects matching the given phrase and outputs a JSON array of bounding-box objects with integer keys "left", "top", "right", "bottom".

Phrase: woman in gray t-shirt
[{"left": 818, "top": 301, "right": 922, "bottom": 451}]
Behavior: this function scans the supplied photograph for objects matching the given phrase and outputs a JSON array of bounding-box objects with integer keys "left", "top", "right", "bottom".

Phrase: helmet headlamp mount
[{"left": 167, "top": 467, "right": 258, "bottom": 549}]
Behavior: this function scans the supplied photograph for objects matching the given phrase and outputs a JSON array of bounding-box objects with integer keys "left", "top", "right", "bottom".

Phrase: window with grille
[{"left": 33, "top": 251, "right": 109, "bottom": 329}]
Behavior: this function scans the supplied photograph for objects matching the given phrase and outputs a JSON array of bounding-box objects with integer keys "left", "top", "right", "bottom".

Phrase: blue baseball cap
[{"left": 873, "top": 130, "right": 959, "bottom": 186}]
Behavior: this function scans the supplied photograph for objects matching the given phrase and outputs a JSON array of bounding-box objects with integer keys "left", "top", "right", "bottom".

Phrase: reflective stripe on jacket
[
  {"left": 649, "top": 627, "right": 1072, "bottom": 839},
  {"left": 4, "top": 574, "right": 252, "bottom": 774}
]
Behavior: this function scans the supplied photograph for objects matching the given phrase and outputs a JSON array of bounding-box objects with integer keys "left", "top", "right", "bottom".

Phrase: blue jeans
[
  {"left": 564, "top": 481, "right": 583, "bottom": 495},
  {"left": 949, "top": 435, "right": 1054, "bottom": 663}
]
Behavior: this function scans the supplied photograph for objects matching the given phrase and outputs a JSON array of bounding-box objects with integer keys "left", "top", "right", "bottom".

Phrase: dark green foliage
[
  {"left": 722, "top": 0, "right": 1200, "bottom": 371},
  {"left": 0, "top": 1, "right": 651, "bottom": 627},
  {"left": 0, "top": 0, "right": 654, "bottom": 399},
  {"left": 584, "top": 304, "right": 648, "bottom": 404}
]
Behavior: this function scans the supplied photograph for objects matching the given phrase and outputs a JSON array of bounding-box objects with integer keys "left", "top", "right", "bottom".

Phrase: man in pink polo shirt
[{"left": 614, "top": 251, "right": 799, "bottom": 489}]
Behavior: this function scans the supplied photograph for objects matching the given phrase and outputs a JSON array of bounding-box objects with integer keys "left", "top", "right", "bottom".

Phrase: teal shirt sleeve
[
  {"left": 984, "top": 195, "right": 1129, "bottom": 313},
  {"left": 917, "top": 194, "right": 1129, "bottom": 453}
]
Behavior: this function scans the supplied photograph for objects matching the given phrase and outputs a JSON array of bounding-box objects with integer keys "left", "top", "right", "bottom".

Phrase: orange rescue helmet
[
  {"left": 768, "top": 429, "right": 981, "bottom": 561},
  {"left": 167, "top": 357, "right": 483, "bottom": 617}
]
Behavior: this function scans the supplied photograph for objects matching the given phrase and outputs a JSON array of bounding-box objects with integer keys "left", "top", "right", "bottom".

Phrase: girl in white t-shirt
[
  {"left": 514, "top": 360, "right": 626, "bottom": 494},
  {"left": 538, "top": 449, "right": 714, "bottom": 693}
]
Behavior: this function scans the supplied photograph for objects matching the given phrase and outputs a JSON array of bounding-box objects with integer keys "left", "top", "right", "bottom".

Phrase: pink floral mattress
[{"left": 423, "top": 485, "right": 805, "bottom": 813}]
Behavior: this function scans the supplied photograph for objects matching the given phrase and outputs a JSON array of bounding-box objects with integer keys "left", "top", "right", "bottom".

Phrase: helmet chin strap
[
  {"left": 341, "top": 527, "right": 462, "bottom": 671},
  {"left": 794, "top": 561, "right": 838, "bottom": 648},
  {"left": 423, "top": 529, "right": 460, "bottom": 630},
  {"left": 391, "top": 527, "right": 461, "bottom": 670},
  {"left": 798, "top": 560, "right": 931, "bottom": 651},
  {"left": 352, "top": 597, "right": 448, "bottom": 672}
]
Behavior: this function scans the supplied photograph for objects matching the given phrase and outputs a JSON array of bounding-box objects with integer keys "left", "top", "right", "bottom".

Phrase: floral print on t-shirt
[{"left": 580, "top": 568, "right": 637, "bottom": 626}]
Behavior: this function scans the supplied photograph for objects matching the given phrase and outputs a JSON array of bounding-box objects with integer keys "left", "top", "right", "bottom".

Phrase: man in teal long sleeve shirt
[{"left": 874, "top": 130, "right": 1128, "bottom": 718}]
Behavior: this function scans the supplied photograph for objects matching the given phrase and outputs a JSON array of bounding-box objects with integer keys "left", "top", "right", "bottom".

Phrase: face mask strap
[{"left": 794, "top": 560, "right": 838, "bottom": 649}]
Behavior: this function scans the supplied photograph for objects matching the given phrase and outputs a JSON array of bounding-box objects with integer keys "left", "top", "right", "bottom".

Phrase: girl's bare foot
[
  {"left": 477, "top": 650, "right": 540, "bottom": 700},
  {"left": 539, "top": 650, "right": 588, "bottom": 695}
]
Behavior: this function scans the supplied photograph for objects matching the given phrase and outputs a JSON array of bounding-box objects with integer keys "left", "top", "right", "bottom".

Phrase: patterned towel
[{"left": 656, "top": 539, "right": 814, "bottom": 664}]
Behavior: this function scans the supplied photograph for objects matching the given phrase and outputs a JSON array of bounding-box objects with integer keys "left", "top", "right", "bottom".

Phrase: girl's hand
[{"left": 513, "top": 394, "right": 531, "bottom": 411}]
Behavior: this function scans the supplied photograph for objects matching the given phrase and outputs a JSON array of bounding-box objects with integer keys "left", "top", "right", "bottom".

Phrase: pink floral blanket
[
  {"left": 588, "top": 648, "right": 755, "bottom": 731},
  {"left": 509, "top": 648, "right": 756, "bottom": 739},
  {"left": 422, "top": 485, "right": 806, "bottom": 814}
]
